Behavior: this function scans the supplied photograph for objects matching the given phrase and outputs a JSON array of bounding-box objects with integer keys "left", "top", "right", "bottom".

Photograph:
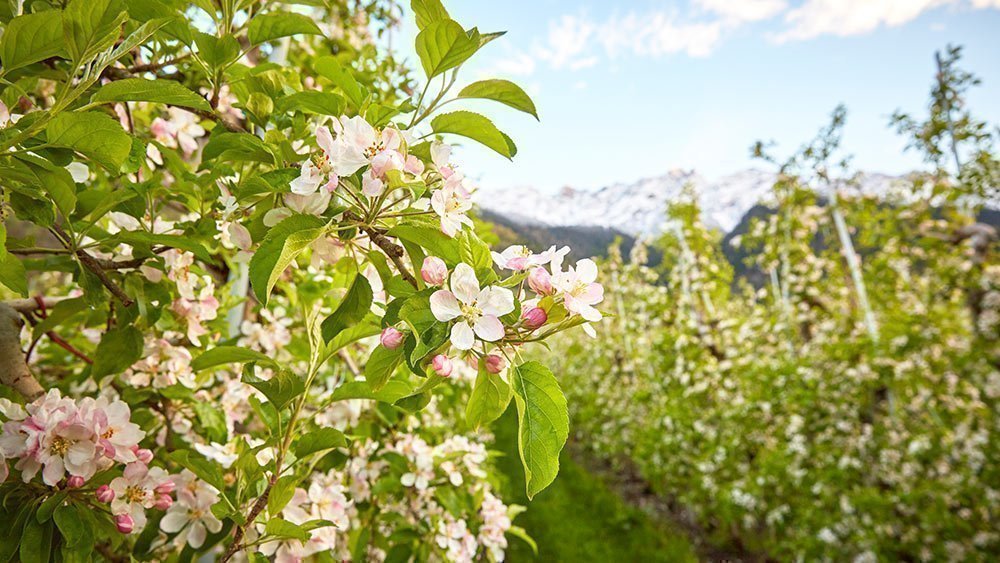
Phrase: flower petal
[
  {"left": 450, "top": 321, "right": 475, "bottom": 350},
  {"left": 430, "top": 290, "right": 462, "bottom": 321},
  {"left": 473, "top": 315, "right": 505, "bottom": 342},
  {"left": 449, "top": 263, "right": 480, "bottom": 304}
]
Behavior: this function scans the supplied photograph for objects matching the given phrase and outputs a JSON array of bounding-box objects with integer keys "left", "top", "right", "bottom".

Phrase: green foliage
[{"left": 512, "top": 362, "right": 569, "bottom": 500}]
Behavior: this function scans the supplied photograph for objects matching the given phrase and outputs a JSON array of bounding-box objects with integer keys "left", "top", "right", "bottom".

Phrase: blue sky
[{"left": 393, "top": 1, "right": 1000, "bottom": 193}]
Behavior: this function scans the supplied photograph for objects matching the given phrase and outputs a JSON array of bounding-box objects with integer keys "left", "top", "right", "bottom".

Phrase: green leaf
[
  {"left": 242, "top": 368, "right": 305, "bottom": 409},
  {"left": 466, "top": 358, "right": 513, "bottom": 429},
  {"left": 414, "top": 19, "right": 479, "bottom": 79},
  {"left": 431, "top": 110, "right": 515, "bottom": 159},
  {"left": 326, "top": 314, "right": 381, "bottom": 352},
  {"left": 109, "top": 231, "right": 213, "bottom": 263},
  {"left": 53, "top": 505, "right": 89, "bottom": 549},
  {"left": 248, "top": 214, "right": 327, "bottom": 304},
  {"left": 411, "top": 0, "right": 450, "bottom": 30},
  {"left": 457, "top": 79, "right": 538, "bottom": 119},
  {"left": 511, "top": 361, "right": 568, "bottom": 500},
  {"left": 168, "top": 449, "right": 226, "bottom": 492},
  {"left": 248, "top": 12, "right": 323, "bottom": 45},
  {"left": 193, "top": 402, "right": 228, "bottom": 443},
  {"left": 295, "top": 427, "right": 348, "bottom": 458},
  {"left": 267, "top": 475, "right": 300, "bottom": 515},
  {"left": 276, "top": 91, "right": 345, "bottom": 116},
  {"left": 19, "top": 515, "right": 53, "bottom": 563},
  {"left": 202, "top": 132, "right": 277, "bottom": 166},
  {"left": 192, "top": 346, "right": 276, "bottom": 371},
  {"left": 194, "top": 31, "right": 241, "bottom": 69},
  {"left": 0, "top": 10, "right": 67, "bottom": 72},
  {"left": 265, "top": 518, "right": 309, "bottom": 542},
  {"left": 457, "top": 229, "right": 493, "bottom": 274},
  {"left": 364, "top": 344, "right": 404, "bottom": 391},
  {"left": 47, "top": 112, "right": 133, "bottom": 171},
  {"left": 0, "top": 223, "right": 27, "bottom": 297},
  {"left": 387, "top": 222, "right": 462, "bottom": 265},
  {"left": 321, "top": 274, "right": 373, "bottom": 343},
  {"left": 92, "top": 78, "right": 211, "bottom": 111},
  {"left": 330, "top": 379, "right": 414, "bottom": 403},
  {"left": 91, "top": 325, "right": 143, "bottom": 378},
  {"left": 63, "top": 0, "right": 129, "bottom": 63},
  {"left": 313, "top": 56, "right": 367, "bottom": 110},
  {"left": 36, "top": 492, "right": 67, "bottom": 523}
]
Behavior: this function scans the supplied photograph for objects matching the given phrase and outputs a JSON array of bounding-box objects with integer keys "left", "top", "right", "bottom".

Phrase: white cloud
[
  {"left": 697, "top": 0, "right": 787, "bottom": 22},
  {"left": 775, "top": 0, "right": 953, "bottom": 42},
  {"left": 478, "top": 0, "right": 1000, "bottom": 77},
  {"left": 534, "top": 15, "right": 595, "bottom": 69},
  {"left": 597, "top": 12, "right": 725, "bottom": 58}
]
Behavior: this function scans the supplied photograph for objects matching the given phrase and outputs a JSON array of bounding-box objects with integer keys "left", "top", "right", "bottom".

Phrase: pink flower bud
[
  {"left": 521, "top": 307, "right": 548, "bottom": 330},
  {"left": 421, "top": 256, "right": 448, "bottom": 286},
  {"left": 528, "top": 267, "right": 553, "bottom": 296},
  {"left": 135, "top": 448, "right": 154, "bottom": 464},
  {"left": 115, "top": 514, "right": 134, "bottom": 534},
  {"left": 155, "top": 481, "right": 176, "bottom": 495},
  {"left": 484, "top": 354, "right": 506, "bottom": 374},
  {"left": 380, "top": 327, "right": 404, "bottom": 350},
  {"left": 96, "top": 485, "right": 115, "bottom": 503},
  {"left": 66, "top": 475, "right": 85, "bottom": 489},
  {"left": 153, "top": 494, "right": 173, "bottom": 511},
  {"left": 431, "top": 354, "right": 453, "bottom": 378}
]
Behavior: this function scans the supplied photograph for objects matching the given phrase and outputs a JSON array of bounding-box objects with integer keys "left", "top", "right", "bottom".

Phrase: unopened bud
[
  {"left": 135, "top": 448, "right": 154, "bottom": 464},
  {"left": 96, "top": 485, "right": 115, "bottom": 503},
  {"left": 528, "top": 267, "right": 553, "bottom": 295},
  {"left": 432, "top": 354, "right": 453, "bottom": 378},
  {"left": 155, "top": 481, "right": 176, "bottom": 495},
  {"left": 153, "top": 494, "right": 173, "bottom": 511},
  {"left": 421, "top": 256, "right": 448, "bottom": 286},
  {"left": 484, "top": 354, "right": 506, "bottom": 374},
  {"left": 115, "top": 514, "right": 134, "bottom": 534},
  {"left": 521, "top": 307, "right": 547, "bottom": 330},
  {"left": 380, "top": 327, "right": 404, "bottom": 350},
  {"left": 66, "top": 475, "right": 85, "bottom": 489}
]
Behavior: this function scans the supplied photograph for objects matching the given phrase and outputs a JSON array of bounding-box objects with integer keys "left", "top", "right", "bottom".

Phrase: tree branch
[
  {"left": 51, "top": 225, "right": 134, "bottom": 307},
  {"left": 0, "top": 303, "right": 44, "bottom": 400},
  {"left": 343, "top": 211, "right": 419, "bottom": 288}
]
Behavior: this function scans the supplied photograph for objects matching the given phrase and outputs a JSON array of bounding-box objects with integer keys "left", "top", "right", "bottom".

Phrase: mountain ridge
[{"left": 474, "top": 168, "right": 901, "bottom": 236}]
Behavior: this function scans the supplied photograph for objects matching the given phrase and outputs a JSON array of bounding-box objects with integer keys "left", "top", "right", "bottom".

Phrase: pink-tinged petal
[
  {"left": 575, "top": 259, "right": 598, "bottom": 283},
  {"left": 42, "top": 458, "right": 64, "bottom": 486},
  {"left": 572, "top": 299, "right": 602, "bottom": 322},
  {"left": 478, "top": 286, "right": 515, "bottom": 317},
  {"left": 579, "top": 283, "right": 605, "bottom": 305},
  {"left": 159, "top": 510, "right": 188, "bottom": 533},
  {"left": 439, "top": 216, "right": 460, "bottom": 237},
  {"left": 188, "top": 521, "right": 207, "bottom": 548},
  {"left": 262, "top": 208, "right": 292, "bottom": 228},
  {"left": 450, "top": 322, "right": 475, "bottom": 350},
  {"left": 429, "top": 291, "right": 462, "bottom": 321},
  {"left": 315, "top": 125, "right": 336, "bottom": 156},
  {"left": 123, "top": 461, "right": 148, "bottom": 481},
  {"left": 473, "top": 315, "right": 505, "bottom": 342},
  {"left": 449, "top": 263, "right": 480, "bottom": 305}
]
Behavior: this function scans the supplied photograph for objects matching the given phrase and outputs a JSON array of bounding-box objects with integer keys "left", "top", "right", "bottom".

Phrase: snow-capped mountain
[{"left": 475, "top": 168, "right": 900, "bottom": 235}]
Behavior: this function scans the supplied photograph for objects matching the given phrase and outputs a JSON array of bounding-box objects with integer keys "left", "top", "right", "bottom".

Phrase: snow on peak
[{"left": 475, "top": 169, "right": 898, "bottom": 235}]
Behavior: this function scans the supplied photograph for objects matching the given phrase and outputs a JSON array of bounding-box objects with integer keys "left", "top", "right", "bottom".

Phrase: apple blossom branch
[{"left": 343, "top": 210, "right": 419, "bottom": 289}]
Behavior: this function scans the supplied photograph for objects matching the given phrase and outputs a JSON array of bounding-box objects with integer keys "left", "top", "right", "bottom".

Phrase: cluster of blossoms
[
  {"left": 0, "top": 390, "right": 186, "bottom": 535},
  {"left": 287, "top": 117, "right": 475, "bottom": 238},
  {"left": 0, "top": 390, "right": 145, "bottom": 485}
]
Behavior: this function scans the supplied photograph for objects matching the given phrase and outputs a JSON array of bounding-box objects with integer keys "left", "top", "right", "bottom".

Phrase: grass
[{"left": 491, "top": 407, "right": 699, "bottom": 563}]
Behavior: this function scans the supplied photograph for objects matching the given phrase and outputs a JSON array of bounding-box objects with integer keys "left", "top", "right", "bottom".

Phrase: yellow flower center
[
  {"left": 49, "top": 435, "right": 73, "bottom": 456},
  {"left": 125, "top": 485, "right": 147, "bottom": 503}
]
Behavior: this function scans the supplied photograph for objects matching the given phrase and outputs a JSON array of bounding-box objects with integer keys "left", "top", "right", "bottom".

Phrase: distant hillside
[{"left": 479, "top": 209, "right": 661, "bottom": 264}]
